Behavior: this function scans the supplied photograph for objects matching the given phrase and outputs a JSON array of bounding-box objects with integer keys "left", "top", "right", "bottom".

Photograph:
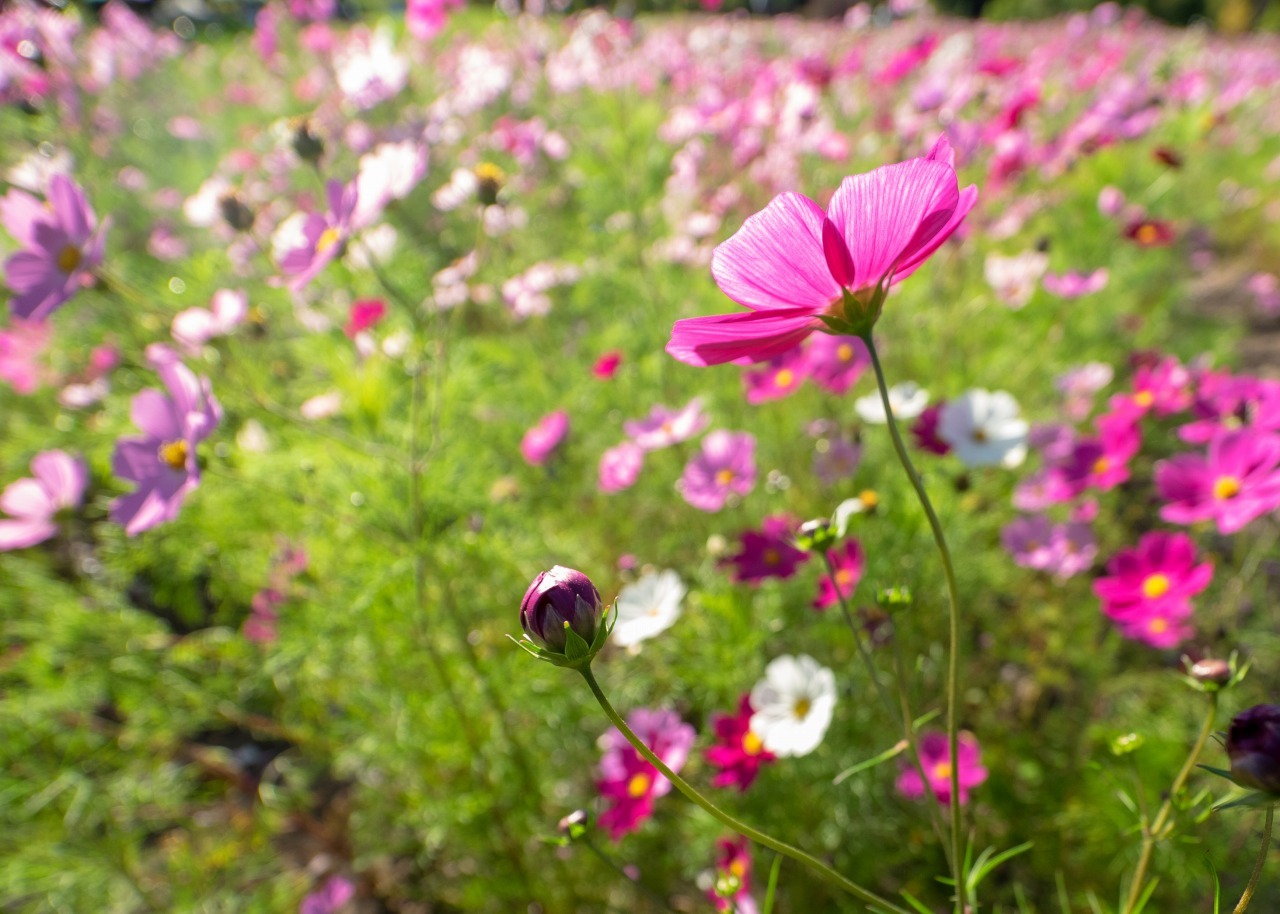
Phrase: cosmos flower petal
[{"left": 667, "top": 308, "right": 820, "bottom": 367}]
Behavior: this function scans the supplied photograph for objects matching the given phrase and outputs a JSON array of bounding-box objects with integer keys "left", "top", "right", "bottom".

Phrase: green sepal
[
  {"left": 1197, "top": 764, "right": 1236, "bottom": 782},
  {"left": 509, "top": 601, "right": 617, "bottom": 672},
  {"left": 1214, "top": 791, "right": 1279, "bottom": 812}
]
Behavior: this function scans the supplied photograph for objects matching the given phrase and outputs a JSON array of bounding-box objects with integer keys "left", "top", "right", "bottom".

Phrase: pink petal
[
  {"left": 49, "top": 175, "right": 91, "bottom": 243},
  {"left": 710, "top": 192, "right": 839, "bottom": 312},
  {"left": 0, "top": 478, "right": 55, "bottom": 520},
  {"left": 0, "top": 517, "right": 57, "bottom": 550},
  {"left": 821, "top": 217, "right": 855, "bottom": 288},
  {"left": 131, "top": 389, "right": 182, "bottom": 441},
  {"left": 30, "top": 450, "right": 86, "bottom": 510},
  {"left": 666, "top": 309, "right": 819, "bottom": 367}
]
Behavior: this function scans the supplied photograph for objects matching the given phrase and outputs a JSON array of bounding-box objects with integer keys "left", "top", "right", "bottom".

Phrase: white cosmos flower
[
  {"left": 937, "top": 389, "right": 1029, "bottom": 468},
  {"left": 854, "top": 382, "right": 930, "bottom": 424},
  {"left": 749, "top": 655, "right": 837, "bottom": 758},
  {"left": 612, "top": 569, "right": 686, "bottom": 649}
]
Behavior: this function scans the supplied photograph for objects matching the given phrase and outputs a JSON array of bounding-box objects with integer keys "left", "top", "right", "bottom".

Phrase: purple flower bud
[
  {"left": 1227, "top": 704, "right": 1280, "bottom": 793},
  {"left": 520, "top": 566, "right": 603, "bottom": 654}
]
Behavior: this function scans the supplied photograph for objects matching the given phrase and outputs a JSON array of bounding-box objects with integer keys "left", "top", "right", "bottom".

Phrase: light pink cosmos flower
[
  {"left": 666, "top": 136, "right": 976, "bottom": 366},
  {"left": 804, "top": 333, "right": 868, "bottom": 395},
  {"left": 742, "top": 346, "right": 808, "bottom": 404},
  {"left": 172, "top": 289, "right": 247, "bottom": 353},
  {"left": 111, "top": 348, "right": 221, "bottom": 536},
  {"left": 624, "top": 398, "right": 708, "bottom": 451},
  {"left": 599, "top": 441, "right": 644, "bottom": 493},
  {"left": 812, "top": 538, "right": 864, "bottom": 610},
  {"left": 277, "top": 180, "right": 358, "bottom": 291},
  {"left": 521, "top": 410, "right": 569, "bottom": 466},
  {"left": 897, "top": 731, "right": 987, "bottom": 805},
  {"left": 1002, "top": 516, "right": 1096, "bottom": 580},
  {"left": 1156, "top": 428, "right": 1280, "bottom": 534},
  {"left": 0, "top": 318, "right": 51, "bottom": 394},
  {"left": 680, "top": 431, "right": 756, "bottom": 512},
  {"left": 1093, "top": 531, "right": 1211, "bottom": 648},
  {"left": 597, "top": 708, "right": 696, "bottom": 841},
  {"left": 1, "top": 174, "right": 107, "bottom": 320},
  {"left": 1042, "top": 268, "right": 1109, "bottom": 298},
  {"left": 0, "top": 450, "right": 86, "bottom": 551}
]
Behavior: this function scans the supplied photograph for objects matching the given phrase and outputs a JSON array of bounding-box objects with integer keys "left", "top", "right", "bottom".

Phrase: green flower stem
[
  {"left": 1234, "top": 805, "right": 1275, "bottom": 914},
  {"left": 579, "top": 666, "right": 917, "bottom": 914},
  {"left": 1120, "top": 694, "right": 1218, "bottom": 914},
  {"left": 861, "top": 333, "right": 965, "bottom": 914}
]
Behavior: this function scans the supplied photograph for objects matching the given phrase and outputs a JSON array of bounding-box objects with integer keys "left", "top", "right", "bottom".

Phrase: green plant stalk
[
  {"left": 579, "top": 667, "right": 917, "bottom": 914},
  {"left": 1233, "top": 805, "right": 1275, "bottom": 914},
  {"left": 1120, "top": 695, "right": 1218, "bottom": 914},
  {"left": 861, "top": 332, "right": 965, "bottom": 914}
]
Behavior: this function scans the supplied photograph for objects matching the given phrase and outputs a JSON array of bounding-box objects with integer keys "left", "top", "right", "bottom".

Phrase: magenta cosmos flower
[
  {"left": 597, "top": 708, "right": 696, "bottom": 840},
  {"left": 705, "top": 694, "right": 776, "bottom": 791},
  {"left": 666, "top": 136, "right": 976, "bottom": 366},
  {"left": 719, "top": 515, "right": 810, "bottom": 584},
  {"left": 680, "top": 430, "right": 755, "bottom": 511},
  {"left": 1, "top": 175, "right": 107, "bottom": 320},
  {"left": 1156, "top": 428, "right": 1280, "bottom": 534},
  {"left": 1092, "top": 531, "right": 1212, "bottom": 649},
  {"left": 278, "top": 180, "right": 358, "bottom": 291},
  {"left": 0, "top": 450, "right": 87, "bottom": 550},
  {"left": 111, "top": 348, "right": 221, "bottom": 536},
  {"left": 521, "top": 410, "right": 569, "bottom": 466},
  {"left": 897, "top": 730, "right": 988, "bottom": 805},
  {"left": 598, "top": 441, "right": 644, "bottom": 493},
  {"left": 812, "top": 537, "right": 865, "bottom": 610},
  {"left": 706, "top": 836, "right": 759, "bottom": 914}
]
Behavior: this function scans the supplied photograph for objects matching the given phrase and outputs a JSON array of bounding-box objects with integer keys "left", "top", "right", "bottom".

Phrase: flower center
[
  {"left": 971, "top": 428, "right": 988, "bottom": 443},
  {"left": 742, "top": 731, "right": 763, "bottom": 756},
  {"left": 729, "top": 858, "right": 747, "bottom": 879},
  {"left": 835, "top": 568, "right": 854, "bottom": 588},
  {"left": 1135, "top": 224, "right": 1159, "bottom": 245},
  {"left": 316, "top": 227, "right": 341, "bottom": 255},
  {"left": 57, "top": 244, "right": 82, "bottom": 273},
  {"left": 775, "top": 369, "right": 795, "bottom": 388},
  {"left": 158, "top": 439, "right": 188, "bottom": 470},
  {"left": 715, "top": 468, "right": 735, "bottom": 485},
  {"left": 1093, "top": 456, "right": 1110, "bottom": 475},
  {"left": 1148, "top": 617, "right": 1168, "bottom": 634},
  {"left": 1134, "top": 390, "right": 1155, "bottom": 408},
  {"left": 763, "top": 548, "right": 780, "bottom": 566},
  {"left": 792, "top": 697, "right": 811, "bottom": 720},
  {"left": 932, "top": 761, "right": 952, "bottom": 781},
  {"left": 626, "top": 773, "right": 652, "bottom": 798},
  {"left": 837, "top": 343, "right": 853, "bottom": 362},
  {"left": 1213, "top": 476, "right": 1241, "bottom": 499},
  {"left": 859, "top": 489, "right": 879, "bottom": 509},
  {"left": 1142, "top": 573, "right": 1171, "bottom": 599}
]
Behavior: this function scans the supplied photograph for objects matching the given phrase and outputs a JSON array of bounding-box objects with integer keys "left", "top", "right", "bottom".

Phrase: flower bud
[
  {"left": 292, "top": 120, "right": 325, "bottom": 164},
  {"left": 218, "top": 193, "right": 255, "bottom": 232},
  {"left": 794, "top": 518, "right": 838, "bottom": 554},
  {"left": 520, "top": 566, "right": 604, "bottom": 656},
  {"left": 1227, "top": 704, "right": 1280, "bottom": 793},
  {"left": 1189, "top": 658, "right": 1231, "bottom": 686}
]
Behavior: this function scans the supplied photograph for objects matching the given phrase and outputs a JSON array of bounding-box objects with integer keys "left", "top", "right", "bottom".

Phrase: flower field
[{"left": 3, "top": 2, "right": 1280, "bottom": 912}]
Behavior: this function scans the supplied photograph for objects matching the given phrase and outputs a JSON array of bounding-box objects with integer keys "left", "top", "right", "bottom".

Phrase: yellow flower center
[
  {"left": 837, "top": 343, "right": 854, "bottom": 362},
  {"left": 1213, "top": 476, "right": 1241, "bottom": 499},
  {"left": 1134, "top": 390, "right": 1155, "bottom": 408},
  {"left": 729, "top": 859, "right": 747, "bottom": 879},
  {"left": 763, "top": 548, "right": 780, "bottom": 566},
  {"left": 158, "top": 439, "right": 188, "bottom": 471},
  {"left": 315, "top": 227, "right": 340, "bottom": 255},
  {"left": 57, "top": 245, "right": 82, "bottom": 273},
  {"left": 474, "top": 162, "right": 506, "bottom": 184},
  {"left": 1148, "top": 618, "right": 1168, "bottom": 634},
  {"left": 859, "top": 489, "right": 879, "bottom": 508},
  {"left": 1142, "top": 574, "right": 1170, "bottom": 599},
  {"left": 792, "top": 698, "right": 811, "bottom": 720},
  {"left": 742, "top": 731, "right": 763, "bottom": 756},
  {"left": 775, "top": 368, "right": 795, "bottom": 388},
  {"left": 1093, "top": 457, "right": 1110, "bottom": 475},
  {"left": 626, "top": 773, "right": 651, "bottom": 798},
  {"left": 932, "top": 761, "right": 952, "bottom": 781},
  {"left": 835, "top": 568, "right": 854, "bottom": 588},
  {"left": 715, "top": 468, "right": 735, "bottom": 485},
  {"left": 1136, "top": 224, "right": 1159, "bottom": 245},
  {"left": 971, "top": 428, "right": 988, "bottom": 443}
]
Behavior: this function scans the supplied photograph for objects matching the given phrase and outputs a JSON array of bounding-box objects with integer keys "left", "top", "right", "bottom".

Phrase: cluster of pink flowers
[{"left": 244, "top": 543, "right": 309, "bottom": 644}]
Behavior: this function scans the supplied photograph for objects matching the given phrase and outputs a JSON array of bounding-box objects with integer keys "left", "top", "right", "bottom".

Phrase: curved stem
[
  {"left": 579, "top": 667, "right": 917, "bottom": 914},
  {"left": 861, "top": 333, "right": 965, "bottom": 913},
  {"left": 1234, "top": 806, "right": 1274, "bottom": 914},
  {"left": 1120, "top": 695, "right": 1218, "bottom": 914}
]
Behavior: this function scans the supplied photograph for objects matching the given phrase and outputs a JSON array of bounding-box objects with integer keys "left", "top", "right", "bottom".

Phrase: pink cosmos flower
[
  {"left": 742, "top": 345, "right": 808, "bottom": 404},
  {"left": 0, "top": 450, "right": 86, "bottom": 551},
  {"left": 244, "top": 589, "right": 283, "bottom": 644},
  {"left": 1, "top": 174, "right": 107, "bottom": 320},
  {"left": 172, "top": 289, "right": 247, "bottom": 353},
  {"left": 1093, "top": 531, "right": 1211, "bottom": 648},
  {"left": 910, "top": 403, "right": 951, "bottom": 455},
  {"left": 812, "top": 538, "right": 865, "bottom": 610},
  {"left": 720, "top": 515, "right": 810, "bottom": 584},
  {"left": 299, "top": 875, "right": 354, "bottom": 914},
  {"left": 1112, "top": 355, "right": 1193, "bottom": 419},
  {"left": 1156, "top": 428, "right": 1280, "bottom": 534},
  {"left": 521, "top": 410, "right": 569, "bottom": 466},
  {"left": 1002, "top": 516, "right": 1096, "bottom": 580},
  {"left": 599, "top": 441, "right": 644, "bottom": 493},
  {"left": 706, "top": 837, "right": 759, "bottom": 914},
  {"left": 110, "top": 346, "right": 221, "bottom": 536},
  {"left": 896, "top": 731, "right": 988, "bottom": 805},
  {"left": 278, "top": 180, "right": 358, "bottom": 291},
  {"left": 624, "top": 398, "right": 708, "bottom": 451},
  {"left": 804, "top": 333, "right": 869, "bottom": 395},
  {"left": 597, "top": 708, "right": 696, "bottom": 841},
  {"left": 1180, "top": 376, "right": 1280, "bottom": 445},
  {"left": 1042, "top": 268, "right": 1109, "bottom": 298},
  {"left": 0, "top": 318, "right": 52, "bottom": 394},
  {"left": 406, "top": 0, "right": 464, "bottom": 41},
  {"left": 1055, "top": 363, "right": 1113, "bottom": 421},
  {"left": 680, "top": 431, "right": 756, "bottom": 512},
  {"left": 666, "top": 136, "right": 976, "bottom": 366},
  {"left": 705, "top": 695, "right": 776, "bottom": 791},
  {"left": 343, "top": 299, "right": 386, "bottom": 339},
  {"left": 592, "top": 350, "right": 622, "bottom": 380}
]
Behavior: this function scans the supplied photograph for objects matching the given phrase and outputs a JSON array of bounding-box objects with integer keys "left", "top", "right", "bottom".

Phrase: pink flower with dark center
[
  {"left": 812, "top": 538, "right": 865, "bottom": 610},
  {"left": 1124, "top": 218, "right": 1176, "bottom": 247},
  {"left": 804, "top": 333, "right": 868, "bottom": 395},
  {"left": 666, "top": 136, "right": 976, "bottom": 366},
  {"left": 680, "top": 431, "right": 755, "bottom": 512},
  {"left": 597, "top": 708, "right": 695, "bottom": 841},
  {"left": 0, "top": 318, "right": 52, "bottom": 394},
  {"left": 1156, "top": 428, "right": 1280, "bottom": 534},
  {"left": 110, "top": 348, "right": 221, "bottom": 536},
  {"left": 278, "top": 180, "right": 358, "bottom": 291},
  {"left": 720, "top": 515, "right": 809, "bottom": 584},
  {"left": 521, "top": 410, "right": 569, "bottom": 466},
  {"left": 343, "top": 298, "right": 386, "bottom": 339},
  {"left": 1042, "top": 268, "right": 1109, "bottom": 298},
  {"left": 705, "top": 695, "right": 776, "bottom": 791},
  {"left": 624, "top": 399, "right": 708, "bottom": 451},
  {"left": 1093, "top": 531, "right": 1211, "bottom": 648},
  {"left": 0, "top": 450, "right": 86, "bottom": 551},
  {"left": 896, "top": 731, "right": 988, "bottom": 805},
  {"left": 598, "top": 441, "right": 644, "bottom": 493},
  {"left": 742, "top": 345, "right": 808, "bottom": 404},
  {"left": 1, "top": 174, "right": 107, "bottom": 320}
]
